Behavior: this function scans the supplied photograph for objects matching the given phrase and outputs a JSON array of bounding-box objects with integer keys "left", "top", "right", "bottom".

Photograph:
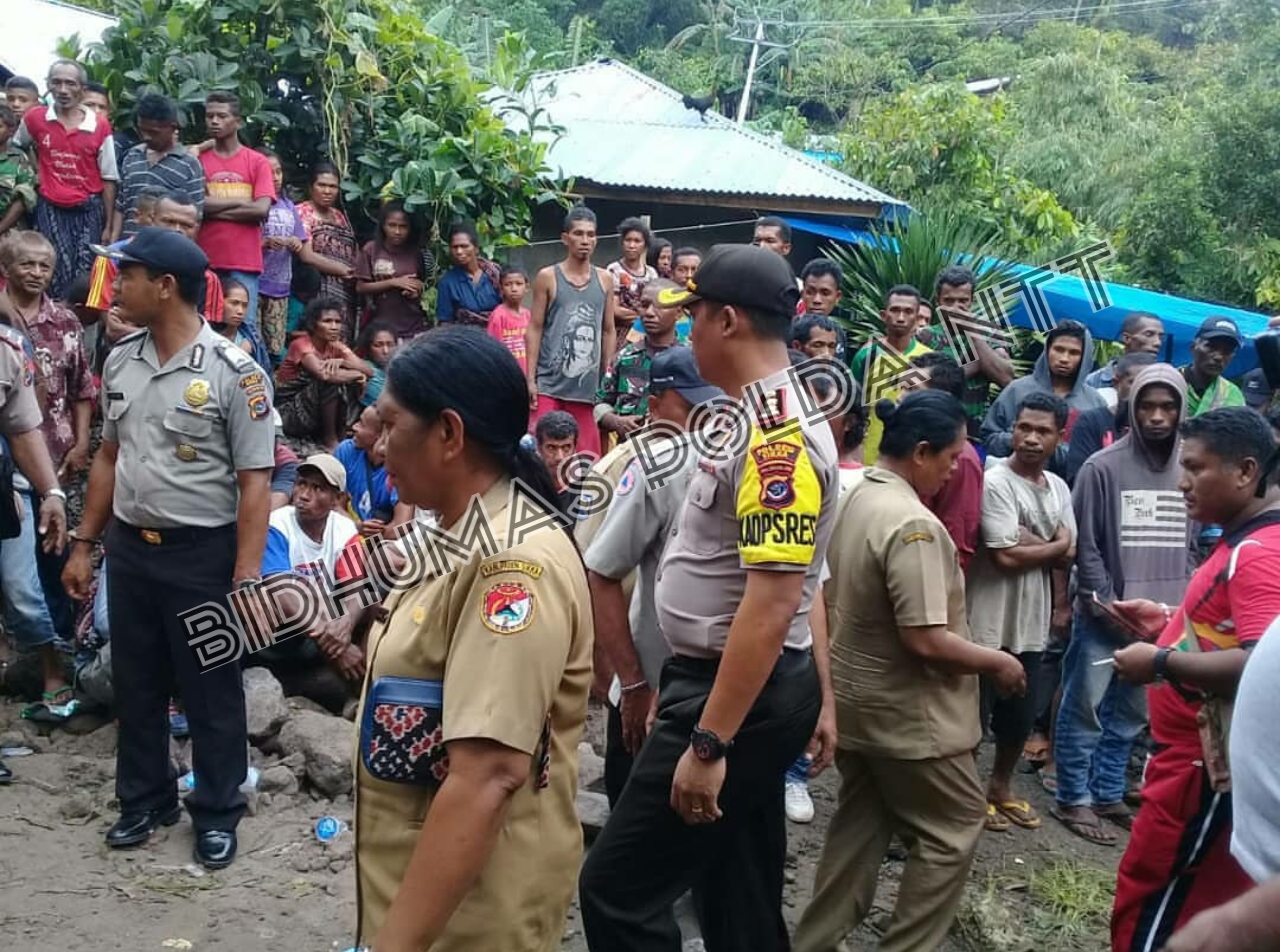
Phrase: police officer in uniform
[
  {"left": 584, "top": 346, "right": 720, "bottom": 804},
  {"left": 0, "top": 324, "right": 68, "bottom": 784},
  {"left": 580, "top": 245, "right": 839, "bottom": 951},
  {"left": 63, "top": 228, "right": 275, "bottom": 869},
  {"left": 353, "top": 328, "right": 592, "bottom": 952}
]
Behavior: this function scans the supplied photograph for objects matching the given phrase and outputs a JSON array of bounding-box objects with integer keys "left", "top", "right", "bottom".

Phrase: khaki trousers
[{"left": 794, "top": 748, "right": 985, "bottom": 952}]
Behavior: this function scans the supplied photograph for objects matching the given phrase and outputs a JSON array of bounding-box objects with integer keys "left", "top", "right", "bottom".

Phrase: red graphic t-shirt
[
  {"left": 197, "top": 147, "right": 276, "bottom": 273},
  {"left": 487, "top": 303, "right": 530, "bottom": 373}
]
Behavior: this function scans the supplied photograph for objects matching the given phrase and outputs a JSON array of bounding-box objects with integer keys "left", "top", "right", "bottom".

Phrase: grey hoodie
[
  {"left": 1071, "top": 363, "right": 1195, "bottom": 612},
  {"left": 981, "top": 325, "right": 1108, "bottom": 476}
]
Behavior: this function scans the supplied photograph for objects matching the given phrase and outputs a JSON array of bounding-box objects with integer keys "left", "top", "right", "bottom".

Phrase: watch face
[{"left": 691, "top": 729, "right": 721, "bottom": 761}]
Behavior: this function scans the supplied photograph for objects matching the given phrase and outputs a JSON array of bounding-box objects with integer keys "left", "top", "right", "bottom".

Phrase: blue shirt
[
  {"left": 334, "top": 438, "right": 397, "bottom": 520},
  {"left": 436, "top": 266, "right": 501, "bottom": 323}
]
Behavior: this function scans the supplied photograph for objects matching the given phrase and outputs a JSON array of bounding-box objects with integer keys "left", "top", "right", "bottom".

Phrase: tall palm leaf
[{"left": 824, "top": 208, "right": 1022, "bottom": 351}]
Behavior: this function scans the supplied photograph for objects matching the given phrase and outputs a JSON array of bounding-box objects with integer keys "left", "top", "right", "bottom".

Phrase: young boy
[
  {"left": 0, "top": 104, "right": 35, "bottom": 237},
  {"left": 967, "top": 393, "right": 1075, "bottom": 833},
  {"left": 2, "top": 77, "right": 41, "bottom": 123},
  {"left": 487, "top": 265, "right": 531, "bottom": 373}
]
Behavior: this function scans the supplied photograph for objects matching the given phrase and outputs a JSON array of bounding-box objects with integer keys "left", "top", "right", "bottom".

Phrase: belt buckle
[{"left": 140, "top": 529, "right": 162, "bottom": 545}]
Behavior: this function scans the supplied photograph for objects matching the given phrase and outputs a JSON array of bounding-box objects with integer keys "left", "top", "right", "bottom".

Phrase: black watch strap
[
  {"left": 690, "top": 725, "right": 732, "bottom": 762},
  {"left": 1153, "top": 647, "right": 1173, "bottom": 683}
]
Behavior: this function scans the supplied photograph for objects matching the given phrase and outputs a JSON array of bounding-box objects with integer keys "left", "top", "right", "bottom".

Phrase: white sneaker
[{"left": 785, "top": 779, "right": 815, "bottom": 823}]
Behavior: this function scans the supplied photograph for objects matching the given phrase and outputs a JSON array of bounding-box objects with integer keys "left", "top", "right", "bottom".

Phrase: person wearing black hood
[
  {"left": 982, "top": 320, "right": 1107, "bottom": 477},
  {"left": 1065, "top": 352, "right": 1157, "bottom": 485}
]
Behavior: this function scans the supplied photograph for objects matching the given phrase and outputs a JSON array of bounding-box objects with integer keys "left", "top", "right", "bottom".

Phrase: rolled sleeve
[
  {"left": 584, "top": 461, "right": 658, "bottom": 579},
  {"left": 883, "top": 519, "right": 953, "bottom": 628},
  {"left": 442, "top": 561, "right": 573, "bottom": 755},
  {"left": 97, "top": 136, "right": 119, "bottom": 182},
  {"left": 980, "top": 477, "right": 1020, "bottom": 549}
]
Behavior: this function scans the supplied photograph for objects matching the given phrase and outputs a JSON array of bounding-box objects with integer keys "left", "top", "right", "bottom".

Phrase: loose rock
[
  {"left": 577, "top": 790, "right": 610, "bottom": 836},
  {"left": 577, "top": 742, "right": 605, "bottom": 791},
  {"left": 276, "top": 710, "right": 354, "bottom": 798},
  {"left": 258, "top": 764, "right": 299, "bottom": 798},
  {"left": 244, "top": 667, "right": 291, "bottom": 743}
]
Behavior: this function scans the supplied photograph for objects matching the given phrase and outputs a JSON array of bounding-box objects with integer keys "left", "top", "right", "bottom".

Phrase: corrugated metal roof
[{"left": 498, "top": 59, "right": 905, "bottom": 213}]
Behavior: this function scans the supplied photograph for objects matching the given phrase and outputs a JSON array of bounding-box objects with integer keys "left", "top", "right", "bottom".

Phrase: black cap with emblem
[
  {"left": 657, "top": 244, "right": 799, "bottom": 319},
  {"left": 94, "top": 227, "right": 209, "bottom": 281},
  {"left": 649, "top": 346, "right": 723, "bottom": 405}
]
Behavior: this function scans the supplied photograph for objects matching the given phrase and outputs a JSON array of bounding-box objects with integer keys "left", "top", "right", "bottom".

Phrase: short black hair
[
  {"left": 536, "top": 410, "right": 578, "bottom": 443},
  {"left": 801, "top": 258, "right": 843, "bottom": 285},
  {"left": 310, "top": 160, "right": 340, "bottom": 184},
  {"left": 672, "top": 246, "right": 702, "bottom": 266},
  {"left": 0, "top": 105, "right": 15, "bottom": 131},
  {"left": 885, "top": 284, "right": 923, "bottom": 306},
  {"left": 617, "top": 217, "right": 651, "bottom": 248},
  {"left": 159, "top": 189, "right": 197, "bottom": 209},
  {"left": 564, "top": 205, "right": 596, "bottom": 231},
  {"left": 1115, "top": 352, "right": 1158, "bottom": 377},
  {"left": 910, "top": 352, "right": 965, "bottom": 401},
  {"left": 65, "top": 272, "right": 92, "bottom": 308},
  {"left": 1047, "top": 319, "right": 1088, "bottom": 347},
  {"left": 4, "top": 76, "right": 39, "bottom": 96},
  {"left": 134, "top": 92, "right": 179, "bottom": 126},
  {"left": 204, "top": 90, "right": 241, "bottom": 117},
  {"left": 220, "top": 275, "right": 249, "bottom": 300},
  {"left": 1121, "top": 311, "right": 1162, "bottom": 335},
  {"left": 792, "top": 314, "right": 838, "bottom": 346},
  {"left": 499, "top": 265, "right": 527, "bottom": 282},
  {"left": 135, "top": 186, "right": 171, "bottom": 217},
  {"left": 1181, "top": 408, "right": 1279, "bottom": 497},
  {"left": 84, "top": 80, "right": 109, "bottom": 98},
  {"left": 755, "top": 216, "right": 791, "bottom": 243},
  {"left": 447, "top": 219, "right": 479, "bottom": 247},
  {"left": 1016, "top": 391, "right": 1068, "bottom": 430},
  {"left": 934, "top": 265, "right": 976, "bottom": 296}
]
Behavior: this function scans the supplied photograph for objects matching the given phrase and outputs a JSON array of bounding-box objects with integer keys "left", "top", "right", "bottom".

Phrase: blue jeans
[
  {"left": 0, "top": 496, "right": 58, "bottom": 648},
  {"left": 1053, "top": 610, "right": 1148, "bottom": 807},
  {"left": 785, "top": 755, "right": 810, "bottom": 785},
  {"left": 217, "top": 269, "right": 260, "bottom": 331}
]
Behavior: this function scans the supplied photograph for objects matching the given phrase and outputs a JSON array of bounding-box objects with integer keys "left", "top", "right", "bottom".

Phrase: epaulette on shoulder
[{"left": 213, "top": 337, "right": 253, "bottom": 372}]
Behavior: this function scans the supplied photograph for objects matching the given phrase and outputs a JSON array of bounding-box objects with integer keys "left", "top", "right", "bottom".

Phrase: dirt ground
[{"left": 0, "top": 699, "right": 1120, "bottom": 952}]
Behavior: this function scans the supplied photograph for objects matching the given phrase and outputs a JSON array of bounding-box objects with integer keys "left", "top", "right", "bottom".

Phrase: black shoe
[
  {"left": 0, "top": 759, "right": 10, "bottom": 785},
  {"left": 195, "top": 830, "right": 237, "bottom": 870},
  {"left": 105, "top": 804, "right": 182, "bottom": 848}
]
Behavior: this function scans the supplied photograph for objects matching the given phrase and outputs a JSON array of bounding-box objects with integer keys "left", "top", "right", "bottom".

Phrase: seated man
[
  {"left": 333, "top": 404, "right": 410, "bottom": 535},
  {"left": 253, "top": 454, "right": 360, "bottom": 711}
]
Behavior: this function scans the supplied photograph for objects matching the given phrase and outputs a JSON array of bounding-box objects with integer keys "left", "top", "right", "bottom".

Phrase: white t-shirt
[
  {"left": 1231, "top": 614, "right": 1280, "bottom": 883},
  {"left": 261, "top": 506, "right": 359, "bottom": 576}
]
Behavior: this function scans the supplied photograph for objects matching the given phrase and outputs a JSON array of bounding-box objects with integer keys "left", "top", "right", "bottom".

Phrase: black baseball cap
[
  {"left": 1242, "top": 368, "right": 1273, "bottom": 409},
  {"left": 1195, "top": 316, "right": 1241, "bottom": 346},
  {"left": 657, "top": 243, "right": 799, "bottom": 318},
  {"left": 95, "top": 226, "right": 208, "bottom": 280},
  {"left": 649, "top": 346, "right": 722, "bottom": 405}
]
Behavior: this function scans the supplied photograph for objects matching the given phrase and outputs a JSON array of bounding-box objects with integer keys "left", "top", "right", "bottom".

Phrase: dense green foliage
[{"left": 70, "top": 0, "right": 1278, "bottom": 308}]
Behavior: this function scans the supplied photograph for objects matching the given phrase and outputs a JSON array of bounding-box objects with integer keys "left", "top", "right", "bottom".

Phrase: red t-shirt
[
  {"left": 487, "top": 303, "right": 530, "bottom": 373},
  {"left": 21, "top": 106, "right": 114, "bottom": 206},
  {"left": 1151, "top": 520, "right": 1280, "bottom": 746},
  {"left": 923, "top": 441, "right": 984, "bottom": 573},
  {"left": 277, "top": 335, "right": 358, "bottom": 384},
  {"left": 197, "top": 146, "right": 275, "bottom": 273}
]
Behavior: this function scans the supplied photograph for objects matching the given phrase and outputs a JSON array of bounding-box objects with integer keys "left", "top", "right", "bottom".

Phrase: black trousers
[
  {"left": 980, "top": 650, "right": 1043, "bottom": 746},
  {"left": 580, "top": 649, "right": 820, "bottom": 952},
  {"left": 605, "top": 702, "right": 634, "bottom": 807},
  {"left": 108, "top": 521, "right": 247, "bottom": 832}
]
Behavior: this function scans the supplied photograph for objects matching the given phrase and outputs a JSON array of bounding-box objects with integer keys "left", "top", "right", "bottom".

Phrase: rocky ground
[{"left": 0, "top": 662, "right": 1120, "bottom": 952}]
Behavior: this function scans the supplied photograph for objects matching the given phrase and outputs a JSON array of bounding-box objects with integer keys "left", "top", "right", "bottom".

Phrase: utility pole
[{"left": 735, "top": 18, "right": 764, "bottom": 125}]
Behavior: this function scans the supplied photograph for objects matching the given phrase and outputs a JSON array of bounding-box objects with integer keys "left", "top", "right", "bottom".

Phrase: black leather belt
[{"left": 118, "top": 521, "right": 235, "bottom": 546}]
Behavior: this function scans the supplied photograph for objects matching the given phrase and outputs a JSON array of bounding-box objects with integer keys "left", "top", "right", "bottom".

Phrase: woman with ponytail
[
  {"left": 352, "top": 326, "right": 592, "bottom": 952},
  {"left": 796, "top": 391, "right": 1027, "bottom": 952}
]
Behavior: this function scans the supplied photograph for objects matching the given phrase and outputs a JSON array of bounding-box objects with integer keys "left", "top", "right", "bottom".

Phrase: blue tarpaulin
[{"left": 781, "top": 215, "right": 1272, "bottom": 374}]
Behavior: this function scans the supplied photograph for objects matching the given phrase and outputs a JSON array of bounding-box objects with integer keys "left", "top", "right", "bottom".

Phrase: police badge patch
[
  {"left": 481, "top": 582, "right": 535, "bottom": 635},
  {"left": 751, "top": 440, "right": 803, "bottom": 511}
]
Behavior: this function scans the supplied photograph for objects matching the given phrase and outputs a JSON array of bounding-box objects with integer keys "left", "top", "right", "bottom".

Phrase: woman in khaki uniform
[
  {"left": 352, "top": 327, "right": 593, "bottom": 952},
  {"left": 795, "top": 392, "right": 1026, "bottom": 952}
]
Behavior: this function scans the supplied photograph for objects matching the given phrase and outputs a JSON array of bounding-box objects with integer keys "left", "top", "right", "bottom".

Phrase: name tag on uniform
[{"left": 107, "top": 391, "right": 126, "bottom": 403}]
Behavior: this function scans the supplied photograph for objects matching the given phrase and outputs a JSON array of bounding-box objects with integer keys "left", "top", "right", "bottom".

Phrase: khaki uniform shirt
[
  {"left": 827, "top": 467, "right": 980, "bottom": 760},
  {"left": 658, "top": 376, "right": 838, "bottom": 657},
  {"left": 585, "top": 436, "right": 696, "bottom": 688},
  {"left": 0, "top": 325, "right": 41, "bottom": 434},
  {"left": 102, "top": 322, "right": 275, "bottom": 528},
  {"left": 354, "top": 479, "right": 593, "bottom": 950}
]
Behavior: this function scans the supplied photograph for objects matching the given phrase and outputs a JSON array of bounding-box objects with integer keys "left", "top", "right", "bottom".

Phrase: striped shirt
[{"left": 115, "top": 143, "right": 205, "bottom": 237}]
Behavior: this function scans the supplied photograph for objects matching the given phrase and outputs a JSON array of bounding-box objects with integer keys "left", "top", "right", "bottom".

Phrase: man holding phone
[{"left": 1053, "top": 363, "right": 1194, "bottom": 845}]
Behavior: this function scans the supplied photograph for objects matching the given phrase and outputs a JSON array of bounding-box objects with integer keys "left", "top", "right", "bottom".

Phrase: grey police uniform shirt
[
  {"left": 0, "top": 325, "right": 42, "bottom": 436},
  {"left": 102, "top": 321, "right": 276, "bottom": 528},
  {"left": 656, "top": 374, "right": 839, "bottom": 658},
  {"left": 584, "top": 436, "right": 697, "bottom": 688}
]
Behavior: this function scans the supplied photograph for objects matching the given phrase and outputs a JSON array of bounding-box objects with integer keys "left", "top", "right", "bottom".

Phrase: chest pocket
[
  {"left": 679, "top": 471, "right": 723, "bottom": 556},
  {"left": 162, "top": 408, "right": 215, "bottom": 442}
]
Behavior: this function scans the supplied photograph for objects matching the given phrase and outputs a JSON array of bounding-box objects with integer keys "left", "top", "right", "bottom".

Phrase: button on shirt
[
  {"left": 657, "top": 377, "right": 838, "bottom": 658},
  {"left": 102, "top": 322, "right": 276, "bottom": 528}
]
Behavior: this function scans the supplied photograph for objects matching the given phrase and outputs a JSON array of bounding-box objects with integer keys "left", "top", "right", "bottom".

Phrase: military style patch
[
  {"left": 184, "top": 380, "right": 210, "bottom": 408},
  {"left": 616, "top": 463, "right": 638, "bottom": 497},
  {"left": 175, "top": 443, "right": 198, "bottom": 462},
  {"left": 902, "top": 531, "right": 935, "bottom": 545},
  {"left": 238, "top": 372, "right": 265, "bottom": 391},
  {"left": 751, "top": 440, "right": 802, "bottom": 511},
  {"left": 480, "top": 560, "right": 544, "bottom": 580},
  {"left": 247, "top": 393, "right": 270, "bottom": 420},
  {"left": 481, "top": 582, "right": 535, "bottom": 635}
]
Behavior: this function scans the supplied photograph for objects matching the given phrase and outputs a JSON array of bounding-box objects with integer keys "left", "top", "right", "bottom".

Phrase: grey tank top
[{"left": 537, "top": 266, "right": 606, "bottom": 403}]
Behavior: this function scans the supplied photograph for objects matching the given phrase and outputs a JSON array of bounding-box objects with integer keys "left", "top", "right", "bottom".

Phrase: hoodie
[
  {"left": 981, "top": 325, "right": 1107, "bottom": 477},
  {"left": 1072, "top": 363, "right": 1195, "bottom": 612}
]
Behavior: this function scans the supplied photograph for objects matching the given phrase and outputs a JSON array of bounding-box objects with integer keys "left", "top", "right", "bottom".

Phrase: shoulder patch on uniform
[
  {"left": 214, "top": 338, "right": 253, "bottom": 371},
  {"left": 481, "top": 582, "right": 536, "bottom": 635},
  {"left": 480, "top": 559, "right": 544, "bottom": 580},
  {"left": 616, "top": 462, "right": 639, "bottom": 497},
  {"left": 902, "top": 531, "right": 935, "bottom": 545},
  {"left": 750, "top": 440, "right": 803, "bottom": 510}
]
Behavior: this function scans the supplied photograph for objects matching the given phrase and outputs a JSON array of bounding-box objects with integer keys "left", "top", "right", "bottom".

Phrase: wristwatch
[
  {"left": 42, "top": 488, "right": 67, "bottom": 504},
  {"left": 234, "top": 577, "right": 262, "bottom": 591},
  {"left": 1153, "top": 647, "right": 1173, "bottom": 683},
  {"left": 690, "top": 725, "right": 732, "bottom": 762}
]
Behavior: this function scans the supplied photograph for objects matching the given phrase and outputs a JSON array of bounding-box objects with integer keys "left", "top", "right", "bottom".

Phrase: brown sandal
[{"left": 1050, "top": 804, "right": 1117, "bottom": 846}]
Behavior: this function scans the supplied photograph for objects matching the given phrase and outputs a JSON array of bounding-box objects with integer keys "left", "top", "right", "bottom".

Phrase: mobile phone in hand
[{"left": 1090, "top": 591, "right": 1150, "bottom": 640}]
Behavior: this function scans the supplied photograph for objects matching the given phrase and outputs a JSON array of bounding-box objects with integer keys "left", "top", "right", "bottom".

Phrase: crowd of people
[{"left": 2, "top": 58, "right": 1280, "bottom": 952}]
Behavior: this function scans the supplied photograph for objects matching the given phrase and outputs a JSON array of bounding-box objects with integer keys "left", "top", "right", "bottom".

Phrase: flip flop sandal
[
  {"left": 1040, "top": 771, "right": 1059, "bottom": 796},
  {"left": 985, "top": 803, "right": 1011, "bottom": 833},
  {"left": 21, "top": 689, "right": 80, "bottom": 724},
  {"left": 994, "top": 799, "right": 1043, "bottom": 829},
  {"left": 1124, "top": 786, "right": 1143, "bottom": 808},
  {"left": 1095, "top": 804, "right": 1135, "bottom": 831},
  {"left": 1050, "top": 804, "right": 1117, "bottom": 846}
]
